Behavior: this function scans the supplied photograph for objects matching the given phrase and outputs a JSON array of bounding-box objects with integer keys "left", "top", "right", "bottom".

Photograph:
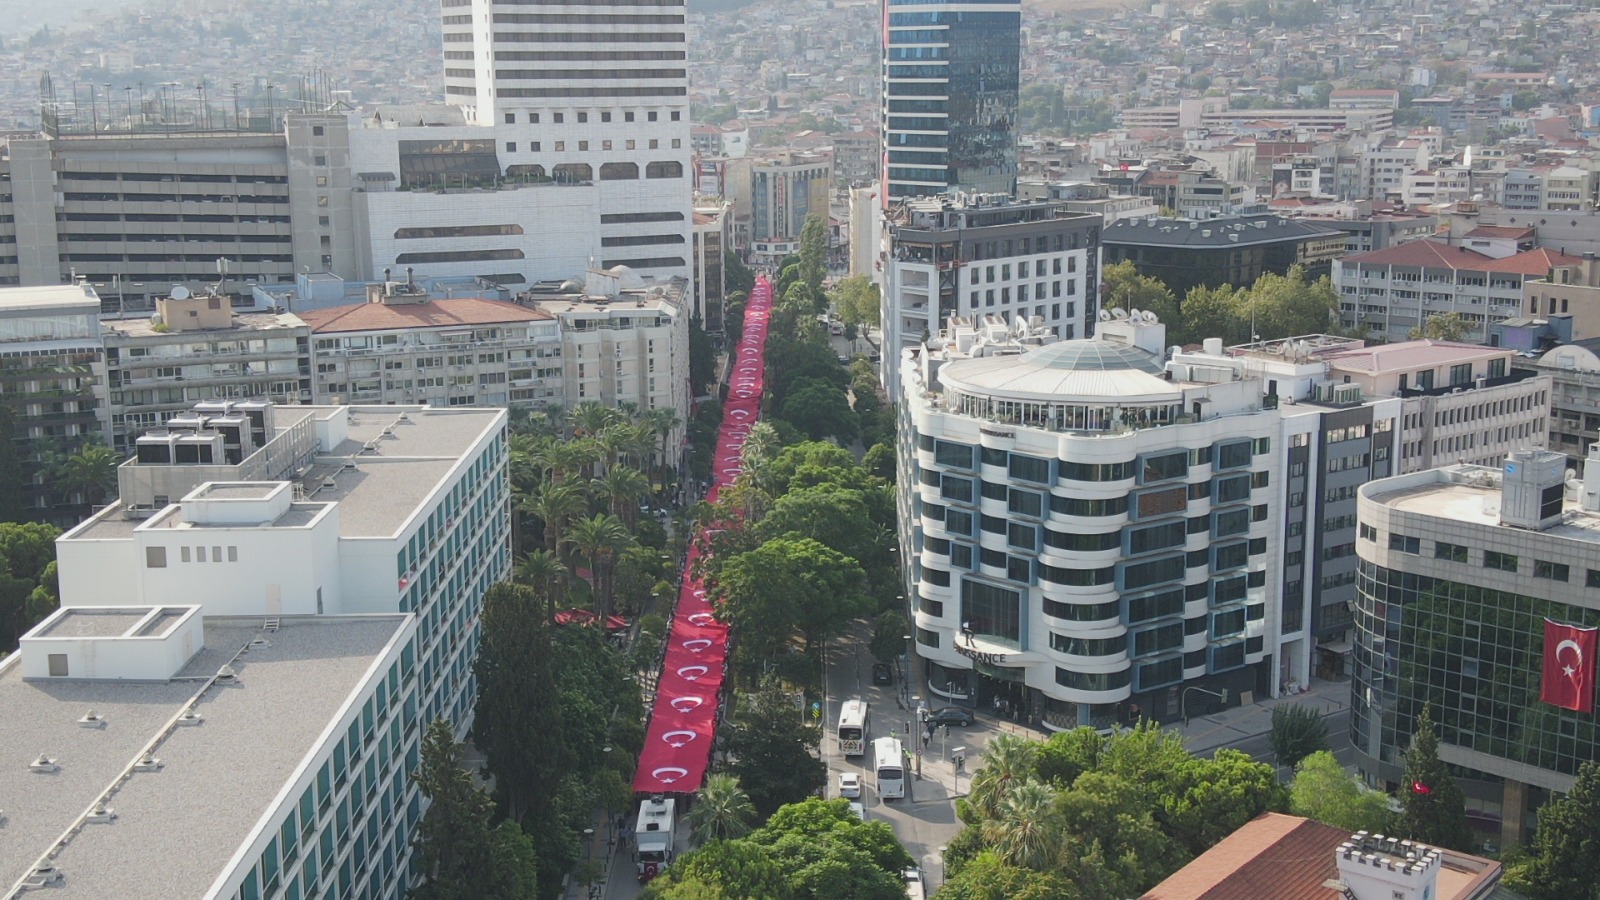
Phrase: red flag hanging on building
[
  {"left": 1411, "top": 781, "right": 1432, "bottom": 795},
  {"left": 1541, "top": 619, "right": 1599, "bottom": 713}
]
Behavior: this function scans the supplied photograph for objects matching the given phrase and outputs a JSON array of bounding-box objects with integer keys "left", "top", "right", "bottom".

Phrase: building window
[
  {"left": 601, "top": 111, "right": 612, "bottom": 123},
  {"left": 48, "top": 654, "right": 68, "bottom": 676},
  {"left": 625, "top": 112, "right": 635, "bottom": 122},
  {"left": 504, "top": 112, "right": 515, "bottom": 124},
  {"left": 960, "top": 580, "right": 1020, "bottom": 647},
  {"left": 505, "top": 142, "right": 516, "bottom": 152},
  {"left": 146, "top": 546, "right": 167, "bottom": 568},
  {"left": 1388, "top": 534, "right": 1420, "bottom": 554},
  {"left": 577, "top": 112, "right": 588, "bottom": 123},
  {"left": 1434, "top": 541, "right": 1467, "bottom": 562},
  {"left": 1535, "top": 560, "right": 1571, "bottom": 582},
  {"left": 1484, "top": 550, "right": 1518, "bottom": 573},
  {"left": 312, "top": 125, "right": 324, "bottom": 136}
]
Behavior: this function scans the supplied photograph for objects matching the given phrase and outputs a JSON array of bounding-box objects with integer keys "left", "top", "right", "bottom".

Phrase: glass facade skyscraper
[{"left": 882, "top": 0, "right": 1020, "bottom": 201}]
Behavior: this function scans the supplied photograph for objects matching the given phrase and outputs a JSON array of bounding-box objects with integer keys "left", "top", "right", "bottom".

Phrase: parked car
[
  {"left": 849, "top": 801, "right": 866, "bottom": 820},
  {"left": 872, "top": 662, "right": 893, "bottom": 685},
  {"left": 838, "top": 771, "right": 862, "bottom": 798},
  {"left": 927, "top": 706, "right": 972, "bottom": 727}
]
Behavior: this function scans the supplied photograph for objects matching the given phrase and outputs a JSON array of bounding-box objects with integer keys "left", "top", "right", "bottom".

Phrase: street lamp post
[{"left": 1181, "top": 686, "right": 1230, "bottom": 726}]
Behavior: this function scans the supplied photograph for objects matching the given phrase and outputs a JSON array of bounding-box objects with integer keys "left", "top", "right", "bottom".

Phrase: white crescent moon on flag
[{"left": 1557, "top": 639, "right": 1585, "bottom": 679}]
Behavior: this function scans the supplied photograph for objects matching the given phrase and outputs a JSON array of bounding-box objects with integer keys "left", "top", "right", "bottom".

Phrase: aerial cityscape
[{"left": 0, "top": 0, "right": 1597, "bottom": 897}]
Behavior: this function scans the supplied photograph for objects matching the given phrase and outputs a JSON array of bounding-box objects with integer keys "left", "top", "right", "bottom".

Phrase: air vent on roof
[
  {"left": 322, "top": 477, "right": 337, "bottom": 489},
  {"left": 363, "top": 441, "right": 378, "bottom": 452},
  {"left": 86, "top": 803, "right": 117, "bottom": 824},
  {"left": 24, "top": 866, "right": 63, "bottom": 888},
  {"left": 29, "top": 755, "right": 59, "bottom": 774},
  {"left": 248, "top": 638, "right": 271, "bottom": 651},
  {"left": 78, "top": 710, "right": 106, "bottom": 729},
  {"left": 134, "top": 752, "right": 163, "bottom": 772},
  {"left": 216, "top": 665, "right": 238, "bottom": 681},
  {"left": 178, "top": 709, "right": 204, "bottom": 726},
  {"left": 343, "top": 459, "right": 357, "bottom": 469},
  {"left": 397, "top": 412, "right": 410, "bottom": 422},
  {"left": 381, "top": 427, "right": 394, "bottom": 436}
]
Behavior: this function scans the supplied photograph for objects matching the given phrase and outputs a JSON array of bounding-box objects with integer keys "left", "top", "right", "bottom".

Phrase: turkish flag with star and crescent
[{"left": 1541, "top": 620, "right": 1598, "bottom": 713}]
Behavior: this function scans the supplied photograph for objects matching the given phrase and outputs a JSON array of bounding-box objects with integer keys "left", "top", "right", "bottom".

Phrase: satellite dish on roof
[
  {"left": 1098, "top": 309, "right": 1113, "bottom": 321},
  {"left": 170, "top": 285, "right": 191, "bottom": 301}
]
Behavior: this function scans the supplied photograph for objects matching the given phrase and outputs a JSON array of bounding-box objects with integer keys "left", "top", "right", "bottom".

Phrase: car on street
[
  {"left": 871, "top": 662, "right": 893, "bottom": 685},
  {"left": 837, "top": 354, "right": 850, "bottom": 364},
  {"left": 837, "top": 771, "right": 862, "bottom": 798},
  {"left": 926, "top": 706, "right": 973, "bottom": 727},
  {"left": 849, "top": 801, "right": 865, "bottom": 819}
]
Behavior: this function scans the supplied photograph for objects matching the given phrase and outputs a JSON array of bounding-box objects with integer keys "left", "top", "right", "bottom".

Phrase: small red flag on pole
[{"left": 1411, "top": 781, "right": 1431, "bottom": 795}]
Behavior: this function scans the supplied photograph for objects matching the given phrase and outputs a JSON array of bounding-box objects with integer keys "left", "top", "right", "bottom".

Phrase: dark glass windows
[
  {"left": 1140, "top": 450, "right": 1188, "bottom": 483},
  {"left": 960, "top": 580, "right": 1021, "bottom": 647}
]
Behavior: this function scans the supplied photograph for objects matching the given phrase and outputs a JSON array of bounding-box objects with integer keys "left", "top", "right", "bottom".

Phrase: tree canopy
[
  {"left": 1289, "top": 751, "right": 1392, "bottom": 834},
  {"left": 722, "top": 679, "right": 827, "bottom": 817},
  {"left": 1514, "top": 760, "right": 1600, "bottom": 899},
  {"left": 947, "top": 722, "right": 1287, "bottom": 896},
  {"left": 1394, "top": 704, "right": 1476, "bottom": 851}
]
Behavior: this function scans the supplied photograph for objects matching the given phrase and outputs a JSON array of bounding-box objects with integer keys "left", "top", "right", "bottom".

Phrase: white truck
[{"left": 635, "top": 795, "right": 677, "bottom": 883}]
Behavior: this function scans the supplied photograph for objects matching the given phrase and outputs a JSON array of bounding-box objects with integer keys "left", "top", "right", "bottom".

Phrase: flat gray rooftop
[
  {"left": 0, "top": 614, "right": 408, "bottom": 900},
  {"left": 1375, "top": 480, "right": 1600, "bottom": 544},
  {"left": 190, "top": 483, "right": 281, "bottom": 501},
  {"left": 33, "top": 609, "right": 153, "bottom": 639}
]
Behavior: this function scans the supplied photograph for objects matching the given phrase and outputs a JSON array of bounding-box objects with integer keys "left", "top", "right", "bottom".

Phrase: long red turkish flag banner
[
  {"left": 632, "top": 275, "right": 773, "bottom": 795},
  {"left": 1540, "top": 619, "right": 1598, "bottom": 714}
]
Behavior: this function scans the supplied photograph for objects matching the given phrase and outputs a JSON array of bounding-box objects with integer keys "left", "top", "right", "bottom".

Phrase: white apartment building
[
  {"left": 299, "top": 282, "right": 561, "bottom": 410},
  {"left": 898, "top": 314, "right": 1290, "bottom": 727},
  {"left": 880, "top": 195, "right": 1101, "bottom": 400},
  {"left": 10, "top": 400, "right": 511, "bottom": 899},
  {"left": 1335, "top": 241, "right": 1582, "bottom": 343},
  {"left": 692, "top": 200, "right": 730, "bottom": 331},
  {"left": 1361, "top": 139, "right": 1430, "bottom": 201},
  {"left": 434, "top": 0, "right": 692, "bottom": 282},
  {"left": 527, "top": 270, "right": 692, "bottom": 458},
  {"left": 102, "top": 291, "right": 311, "bottom": 452}
]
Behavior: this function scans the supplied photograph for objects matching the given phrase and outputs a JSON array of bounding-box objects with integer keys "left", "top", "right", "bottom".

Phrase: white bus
[
  {"left": 837, "top": 699, "right": 869, "bottom": 756},
  {"left": 873, "top": 736, "right": 906, "bottom": 800}
]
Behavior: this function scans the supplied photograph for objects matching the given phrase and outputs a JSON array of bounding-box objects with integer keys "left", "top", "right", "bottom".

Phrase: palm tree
[
  {"left": 643, "top": 407, "right": 682, "bottom": 475},
  {"left": 981, "top": 779, "right": 1065, "bottom": 872},
  {"left": 515, "top": 549, "right": 568, "bottom": 621},
  {"left": 592, "top": 466, "right": 650, "bottom": 529},
  {"left": 57, "top": 442, "right": 119, "bottom": 507},
  {"left": 520, "top": 478, "right": 588, "bottom": 560},
  {"left": 620, "top": 423, "right": 658, "bottom": 474},
  {"left": 567, "top": 513, "right": 634, "bottom": 618},
  {"left": 569, "top": 400, "right": 620, "bottom": 439},
  {"left": 548, "top": 438, "right": 603, "bottom": 481},
  {"left": 686, "top": 774, "right": 756, "bottom": 844},
  {"left": 968, "top": 734, "right": 1041, "bottom": 821}
]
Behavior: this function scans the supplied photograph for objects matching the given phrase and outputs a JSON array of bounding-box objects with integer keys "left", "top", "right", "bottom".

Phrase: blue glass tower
[{"left": 881, "top": 0, "right": 1021, "bottom": 201}]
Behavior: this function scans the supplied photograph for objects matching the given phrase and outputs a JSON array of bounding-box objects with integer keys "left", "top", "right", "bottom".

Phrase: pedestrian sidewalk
[{"left": 1166, "top": 678, "right": 1352, "bottom": 755}]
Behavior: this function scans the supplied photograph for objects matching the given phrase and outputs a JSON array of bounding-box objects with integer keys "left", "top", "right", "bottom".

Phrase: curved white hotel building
[{"left": 897, "top": 313, "right": 1287, "bottom": 729}]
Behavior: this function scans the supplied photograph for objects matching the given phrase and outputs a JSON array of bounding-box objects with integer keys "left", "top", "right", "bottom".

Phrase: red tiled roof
[
  {"left": 1343, "top": 241, "right": 1581, "bottom": 274},
  {"left": 299, "top": 298, "right": 551, "bottom": 334},
  {"left": 1141, "top": 813, "right": 1348, "bottom": 900}
]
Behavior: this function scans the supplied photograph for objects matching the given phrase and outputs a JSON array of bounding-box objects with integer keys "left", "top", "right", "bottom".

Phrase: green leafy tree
[
  {"left": 1394, "top": 703, "right": 1476, "bottom": 851},
  {"left": 521, "top": 477, "right": 588, "bottom": 560},
  {"left": 747, "top": 798, "right": 913, "bottom": 900},
  {"left": 1101, "top": 259, "right": 1180, "bottom": 324},
  {"left": 646, "top": 840, "right": 793, "bottom": 900},
  {"left": 592, "top": 465, "right": 650, "bottom": 529},
  {"left": 686, "top": 773, "right": 758, "bottom": 844},
  {"left": 1053, "top": 771, "right": 1186, "bottom": 896},
  {"left": 724, "top": 249, "right": 755, "bottom": 295},
  {"left": 1289, "top": 751, "right": 1392, "bottom": 833},
  {"left": 409, "top": 720, "right": 541, "bottom": 900},
  {"left": 832, "top": 274, "right": 880, "bottom": 336},
  {"left": 798, "top": 215, "right": 830, "bottom": 289},
  {"left": 863, "top": 443, "right": 895, "bottom": 481},
  {"left": 1162, "top": 750, "right": 1290, "bottom": 856},
  {"left": 867, "top": 609, "right": 908, "bottom": 663},
  {"left": 514, "top": 548, "right": 567, "bottom": 620},
  {"left": 55, "top": 441, "right": 119, "bottom": 506},
  {"left": 710, "top": 536, "right": 869, "bottom": 664},
  {"left": 0, "top": 522, "right": 61, "bottom": 650},
  {"left": 1409, "top": 310, "right": 1474, "bottom": 342},
  {"left": 724, "top": 679, "right": 827, "bottom": 816},
  {"left": 938, "top": 850, "right": 1080, "bottom": 900},
  {"left": 1269, "top": 703, "right": 1330, "bottom": 769},
  {"left": 472, "top": 583, "right": 569, "bottom": 822},
  {"left": 1178, "top": 283, "right": 1245, "bottom": 346},
  {"left": 1520, "top": 761, "right": 1600, "bottom": 899},
  {"left": 779, "top": 378, "right": 858, "bottom": 443}
]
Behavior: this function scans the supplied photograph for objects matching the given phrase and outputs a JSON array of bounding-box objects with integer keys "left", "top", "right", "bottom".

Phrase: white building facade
[{"left": 898, "top": 314, "right": 1289, "bottom": 728}]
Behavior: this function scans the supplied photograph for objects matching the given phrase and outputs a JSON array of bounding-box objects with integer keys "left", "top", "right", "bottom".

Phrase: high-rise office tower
[
  {"left": 881, "top": 0, "right": 1021, "bottom": 202},
  {"left": 439, "top": 0, "right": 693, "bottom": 279}
]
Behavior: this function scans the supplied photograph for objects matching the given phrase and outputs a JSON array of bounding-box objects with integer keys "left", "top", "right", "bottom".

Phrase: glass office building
[
  {"left": 882, "top": 0, "right": 1020, "bottom": 200},
  {"left": 1354, "top": 453, "right": 1600, "bottom": 847}
]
